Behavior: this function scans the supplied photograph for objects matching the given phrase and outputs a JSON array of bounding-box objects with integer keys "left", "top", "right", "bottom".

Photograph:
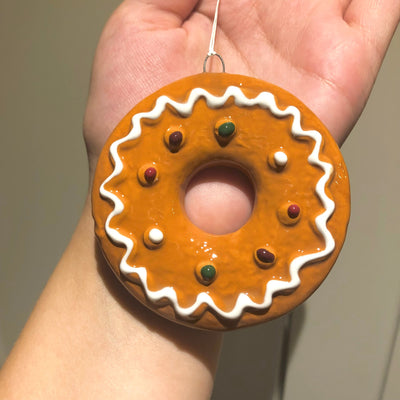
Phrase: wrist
[{"left": 0, "top": 194, "right": 222, "bottom": 400}]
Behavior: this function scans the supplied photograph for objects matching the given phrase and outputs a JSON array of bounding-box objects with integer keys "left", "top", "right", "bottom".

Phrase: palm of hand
[
  {"left": 83, "top": 0, "right": 398, "bottom": 160},
  {"left": 84, "top": 0, "right": 397, "bottom": 161},
  {"left": 84, "top": 0, "right": 397, "bottom": 234}
]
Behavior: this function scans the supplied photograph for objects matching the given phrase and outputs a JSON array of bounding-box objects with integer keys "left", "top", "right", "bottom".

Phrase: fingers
[
  {"left": 136, "top": 0, "right": 200, "bottom": 21},
  {"left": 345, "top": 0, "right": 400, "bottom": 56}
]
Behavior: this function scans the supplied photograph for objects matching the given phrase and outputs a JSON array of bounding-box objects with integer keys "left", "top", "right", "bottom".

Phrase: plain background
[{"left": 1, "top": 2, "right": 399, "bottom": 399}]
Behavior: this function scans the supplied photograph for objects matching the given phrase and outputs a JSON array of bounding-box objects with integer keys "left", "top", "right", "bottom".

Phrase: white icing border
[{"left": 99, "top": 85, "right": 335, "bottom": 320}]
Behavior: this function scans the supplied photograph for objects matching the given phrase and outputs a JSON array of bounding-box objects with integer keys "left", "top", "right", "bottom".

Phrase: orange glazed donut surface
[{"left": 92, "top": 73, "right": 350, "bottom": 331}]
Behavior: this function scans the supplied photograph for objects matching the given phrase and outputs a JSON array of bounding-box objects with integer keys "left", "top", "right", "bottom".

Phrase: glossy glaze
[{"left": 92, "top": 73, "right": 350, "bottom": 330}]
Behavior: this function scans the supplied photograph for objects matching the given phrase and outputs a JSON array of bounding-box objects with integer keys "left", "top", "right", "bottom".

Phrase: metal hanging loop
[
  {"left": 203, "top": 0, "right": 226, "bottom": 73},
  {"left": 203, "top": 53, "right": 226, "bottom": 73}
]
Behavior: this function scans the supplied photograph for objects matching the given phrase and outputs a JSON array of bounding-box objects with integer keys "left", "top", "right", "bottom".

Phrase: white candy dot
[
  {"left": 274, "top": 151, "right": 288, "bottom": 167},
  {"left": 148, "top": 228, "right": 164, "bottom": 244}
]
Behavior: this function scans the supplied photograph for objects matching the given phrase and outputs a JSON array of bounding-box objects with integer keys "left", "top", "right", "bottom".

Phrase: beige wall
[
  {"left": 282, "top": 30, "right": 400, "bottom": 400},
  {"left": 1, "top": 2, "right": 399, "bottom": 399},
  {"left": 0, "top": 0, "right": 119, "bottom": 358}
]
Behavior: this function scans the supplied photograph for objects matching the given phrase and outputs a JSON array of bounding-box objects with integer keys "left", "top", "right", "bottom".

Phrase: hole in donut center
[{"left": 184, "top": 165, "right": 255, "bottom": 235}]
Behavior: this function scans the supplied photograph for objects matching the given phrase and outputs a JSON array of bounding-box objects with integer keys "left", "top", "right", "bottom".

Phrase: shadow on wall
[{"left": 211, "top": 304, "right": 307, "bottom": 400}]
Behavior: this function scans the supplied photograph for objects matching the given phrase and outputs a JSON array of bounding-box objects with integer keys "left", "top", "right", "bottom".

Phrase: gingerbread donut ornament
[
  {"left": 92, "top": 0, "right": 350, "bottom": 330},
  {"left": 92, "top": 71, "right": 350, "bottom": 331}
]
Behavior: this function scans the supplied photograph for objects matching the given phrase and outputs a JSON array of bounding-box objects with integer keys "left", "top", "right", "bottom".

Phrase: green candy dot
[
  {"left": 201, "top": 265, "right": 216, "bottom": 281},
  {"left": 218, "top": 122, "right": 236, "bottom": 137}
]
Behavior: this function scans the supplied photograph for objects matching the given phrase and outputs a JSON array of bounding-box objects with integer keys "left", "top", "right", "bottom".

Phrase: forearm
[{"left": 0, "top": 197, "right": 222, "bottom": 400}]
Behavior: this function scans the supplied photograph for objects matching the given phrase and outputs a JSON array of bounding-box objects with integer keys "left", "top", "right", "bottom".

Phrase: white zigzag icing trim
[{"left": 99, "top": 86, "right": 335, "bottom": 320}]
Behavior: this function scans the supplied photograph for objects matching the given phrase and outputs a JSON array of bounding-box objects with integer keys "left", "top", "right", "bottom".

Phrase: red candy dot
[
  {"left": 287, "top": 204, "right": 300, "bottom": 219},
  {"left": 144, "top": 167, "right": 157, "bottom": 183}
]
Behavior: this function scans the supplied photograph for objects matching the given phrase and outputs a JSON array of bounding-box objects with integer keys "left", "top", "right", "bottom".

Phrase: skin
[{"left": 0, "top": 0, "right": 399, "bottom": 398}]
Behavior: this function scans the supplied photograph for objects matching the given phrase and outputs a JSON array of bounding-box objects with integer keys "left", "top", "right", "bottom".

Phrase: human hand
[
  {"left": 84, "top": 0, "right": 399, "bottom": 156},
  {"left": 83, "top": 0, "right": 399, "bottom": 233},
  {"left": 1, "top": 2, "right": 398, "bottom": 398}
]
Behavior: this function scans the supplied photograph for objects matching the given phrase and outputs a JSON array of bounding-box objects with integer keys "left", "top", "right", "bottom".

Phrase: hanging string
[
  {"left": 203, "top": 0, "right": 225, "bottom": 72},
  {"left": 208, "top": 0, "right": 220, "bottom": 56}
]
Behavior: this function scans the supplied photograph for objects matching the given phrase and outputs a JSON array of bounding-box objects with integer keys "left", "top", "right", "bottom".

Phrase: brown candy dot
[
  {"left": 288, "top": 204, "right": 300, "bottom": 219},
  {"left": 169, "top": 131, "right": 183, "bottom": 147},
  {"left": 144, "top": 167, "right": 157, "bottom": 183},
  {"left": 256, "top": 248, "right": 275, "bottom": 264},
  {"left": 164, "top": 126, "right": 185, "bottom": 153}
]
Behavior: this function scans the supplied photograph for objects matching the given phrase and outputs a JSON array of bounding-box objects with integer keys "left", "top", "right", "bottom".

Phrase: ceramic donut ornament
[{"left": 92, "top": 71, "right": 350, "bottom": 331}]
